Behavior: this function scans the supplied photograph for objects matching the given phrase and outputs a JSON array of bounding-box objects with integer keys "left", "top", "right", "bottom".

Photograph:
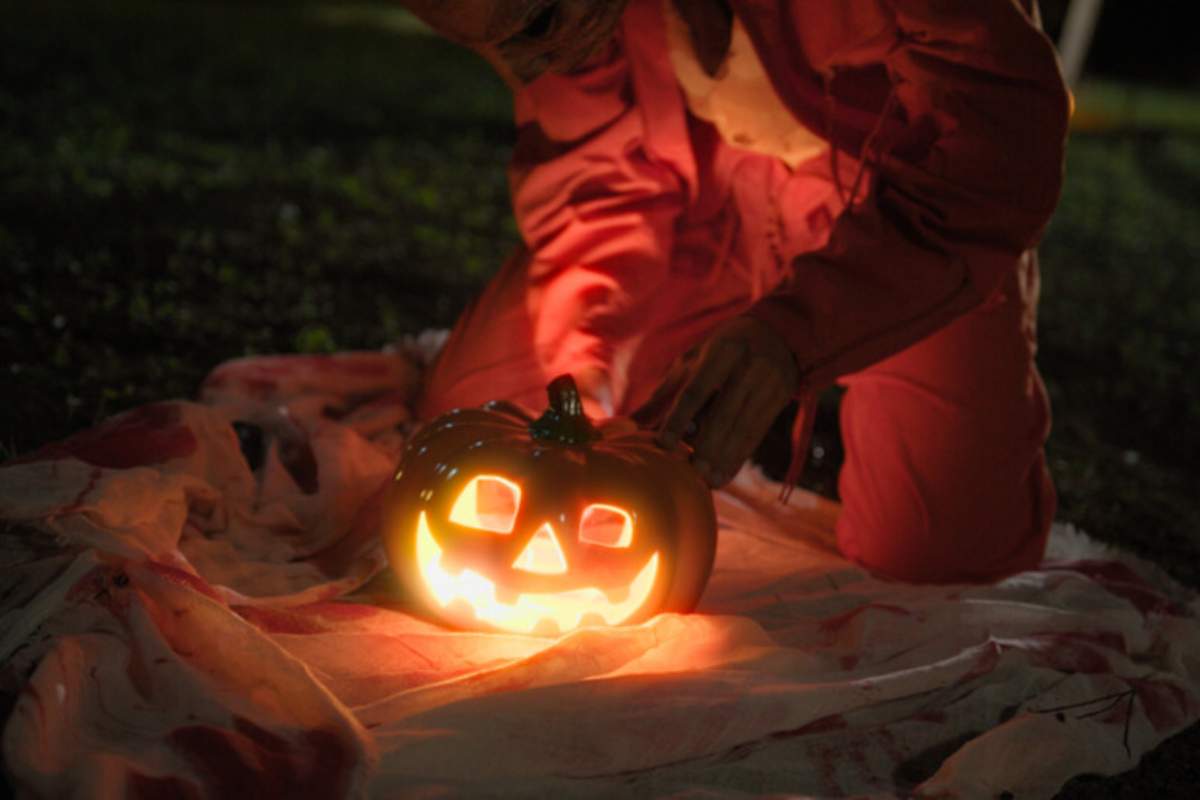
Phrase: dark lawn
[{"left": 2, "top": 2, "right": 1199, "bottom": 797}]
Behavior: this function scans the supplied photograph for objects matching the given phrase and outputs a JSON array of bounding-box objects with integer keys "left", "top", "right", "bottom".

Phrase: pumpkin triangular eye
[
  {"left": 579, "top": 504, "right": 633, "bottom": 548},
  {"left": 512, "top": 523, "right": 569, "bottom": 575},
  {"left": 449, "top": 475, "right": 521, "bottom": 533}
]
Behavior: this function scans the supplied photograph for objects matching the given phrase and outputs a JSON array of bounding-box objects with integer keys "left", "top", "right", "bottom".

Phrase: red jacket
[{"left": 508, "top": 0, "right": 1070, "bottom": 403}]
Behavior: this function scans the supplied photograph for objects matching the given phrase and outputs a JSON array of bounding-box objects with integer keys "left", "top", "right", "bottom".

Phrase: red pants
[{"left": 420, "top": 248, "right": 1054, "bottom": 585}]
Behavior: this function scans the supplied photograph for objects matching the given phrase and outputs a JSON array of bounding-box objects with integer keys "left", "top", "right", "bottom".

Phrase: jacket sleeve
[
  {"left": 746, "top": 0, "right": 1071, "bottom": 392},
  {"left": 507, "top": 30, "right": 687, "bottom": 395}
]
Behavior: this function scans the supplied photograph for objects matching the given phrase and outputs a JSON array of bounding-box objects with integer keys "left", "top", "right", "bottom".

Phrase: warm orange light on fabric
[{"left": 382, "top": 375, "right": 717, "bottom": 636}]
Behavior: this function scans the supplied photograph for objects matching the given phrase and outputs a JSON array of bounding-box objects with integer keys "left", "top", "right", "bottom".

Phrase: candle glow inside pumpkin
[
  {"left": 414, "top": 473, "right": 661, "bottom": 635},
  {"left": 416, "top": 512, "right": 660, "bottom": 636}
]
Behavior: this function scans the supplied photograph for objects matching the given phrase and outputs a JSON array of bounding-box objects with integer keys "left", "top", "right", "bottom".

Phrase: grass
[
  {"left": 1, "top": 0, "right": 518, "bottom": 438},
  {"left": 1072, "top": 79, "right": 1200, "bottom": 133},
  {"left": 1038, "top": 131, "right": 1200, "bottom": 590},
  {"left": 2, "top": 2, "right": 1199, "bottom": 797}
]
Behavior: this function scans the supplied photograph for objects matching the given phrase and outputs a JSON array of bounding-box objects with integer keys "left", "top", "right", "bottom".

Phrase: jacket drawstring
[
  {"left": 780, "top": 388, "right": 818, "bottom": 504},
  {"left": 825, "top": 69, "right": 900, "bottom": 214}
]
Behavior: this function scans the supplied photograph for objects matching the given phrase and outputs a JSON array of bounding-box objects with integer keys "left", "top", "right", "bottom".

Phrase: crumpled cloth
[{"left": 2, "top": 347, "right": 1198, "bottom": 799}]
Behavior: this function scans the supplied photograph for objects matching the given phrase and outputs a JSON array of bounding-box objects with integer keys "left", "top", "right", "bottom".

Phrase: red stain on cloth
[
  {"left": 1127, "top": 678, "right": 1196, "bottom": 733},
  {"left": 819, "top": 603, "right": 913, "bottom": 634},
  {"left": 232, "top": 605, "right": 329, "bottom": 635},
  {"left": 1015, "top": 631, "right": 1125, "bottom": 675},
  {"left": 12, "top": 403, "right": 196, "bottom": 469},
  {"left": 1042, "top": 559, "right": 1183, "bottom": 616},
  {"left": 145, "top": 562, "right": 225, "bottom": 604}
]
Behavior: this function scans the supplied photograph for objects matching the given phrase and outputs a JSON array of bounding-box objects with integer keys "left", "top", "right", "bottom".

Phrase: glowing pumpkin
[{"left": 382, "top": 374, "right": 717, "bottom": 636}]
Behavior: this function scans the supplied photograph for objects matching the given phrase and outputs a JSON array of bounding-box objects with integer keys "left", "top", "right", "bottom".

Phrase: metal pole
[{"left": 1057, "top": 0, "right": 1104, "bottom": 88}]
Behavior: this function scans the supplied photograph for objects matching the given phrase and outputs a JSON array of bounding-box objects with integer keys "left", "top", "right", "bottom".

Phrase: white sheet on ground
[{"left": 2, "top": 349, "right": 1197, "bottom": 799}]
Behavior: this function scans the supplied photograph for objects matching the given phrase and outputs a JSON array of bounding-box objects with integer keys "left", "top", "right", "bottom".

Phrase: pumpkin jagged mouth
[{"left": 416, "top": 512, "right": 659, "bottom": 636}]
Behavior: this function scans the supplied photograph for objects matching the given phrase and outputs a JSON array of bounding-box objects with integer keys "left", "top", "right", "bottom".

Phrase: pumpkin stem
[{"left": 530, "top": 374, "right": 600, "bottom": 445}]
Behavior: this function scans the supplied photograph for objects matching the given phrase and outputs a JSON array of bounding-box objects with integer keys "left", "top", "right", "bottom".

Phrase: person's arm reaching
[{"left": 509, "top": 27, "right": 687, "bottom": 413}]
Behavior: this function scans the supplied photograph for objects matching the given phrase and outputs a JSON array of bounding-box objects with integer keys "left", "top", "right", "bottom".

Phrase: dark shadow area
[{"left": 1, "top": 0, "right": 518, "bottom": 454}]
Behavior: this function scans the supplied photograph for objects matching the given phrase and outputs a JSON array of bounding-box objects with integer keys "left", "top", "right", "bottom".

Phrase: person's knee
[
  {"left": 836, "top": 450, "right": 1054, "bottom": 583},
  {"left": 833, "top": 377, "right": 1055, "bottom": 583}
]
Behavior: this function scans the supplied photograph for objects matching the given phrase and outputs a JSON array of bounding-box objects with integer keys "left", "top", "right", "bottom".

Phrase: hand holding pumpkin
[{"left": 644, "top": 316, "right": 799, "bottom": 488}]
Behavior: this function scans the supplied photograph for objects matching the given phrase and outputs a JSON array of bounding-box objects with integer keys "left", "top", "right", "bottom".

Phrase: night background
[{"left": 2, "top": 1, "right": 1198, "bottom": 796}]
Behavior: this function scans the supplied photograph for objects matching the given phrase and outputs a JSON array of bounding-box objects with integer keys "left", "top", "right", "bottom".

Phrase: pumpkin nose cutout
[{"left": 512, "top": 523, "right": 568, "bottom": 575}]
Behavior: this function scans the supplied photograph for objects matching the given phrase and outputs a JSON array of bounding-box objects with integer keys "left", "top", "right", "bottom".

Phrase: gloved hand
[{"left": 635, "top": 316, "right": 798, "bottom": 487}]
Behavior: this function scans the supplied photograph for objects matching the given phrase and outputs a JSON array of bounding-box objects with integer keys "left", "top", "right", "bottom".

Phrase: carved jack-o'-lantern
[{"left": 382, "top": 375, "right": 717, "bottom": 636}]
